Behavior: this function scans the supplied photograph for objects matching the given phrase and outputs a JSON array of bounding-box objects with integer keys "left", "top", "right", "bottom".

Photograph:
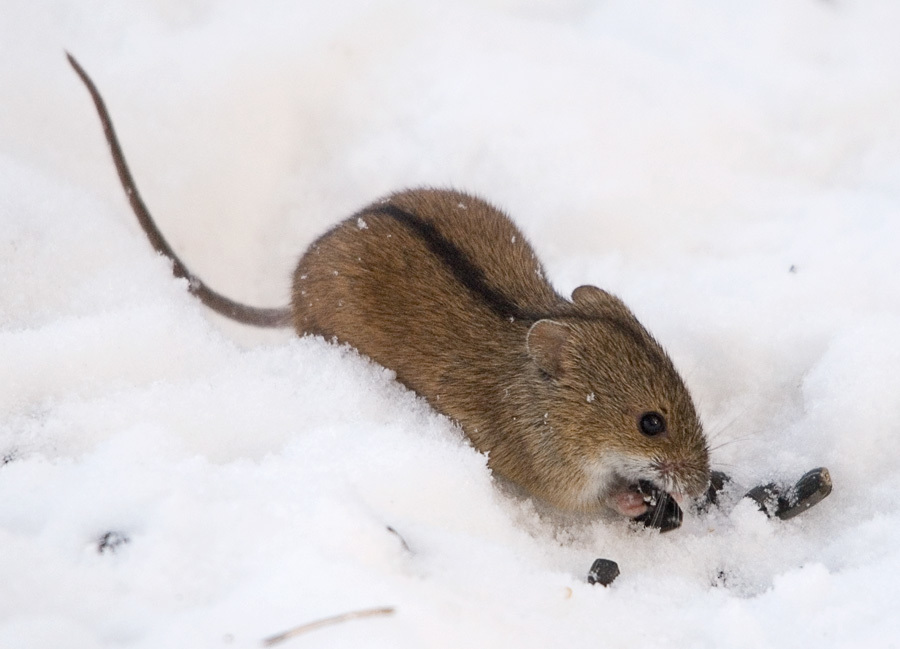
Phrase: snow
[{"left": 2, "top": 0, "right": 900, "bottom": 647}]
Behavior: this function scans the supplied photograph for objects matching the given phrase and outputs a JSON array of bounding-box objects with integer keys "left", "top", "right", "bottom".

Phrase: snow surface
[{"left": 2, "top": 1, "right": 900, "bottom": 647}]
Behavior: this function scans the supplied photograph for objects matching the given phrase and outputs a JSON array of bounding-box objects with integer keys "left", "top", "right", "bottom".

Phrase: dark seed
[
  {"left": 744, "top": 482, "right": 781, "bottom": 517},
  {"left": 696, "top": 470, "right": 732, "bottom": 513},
  {"left": 587, "top": 558, "right": 620, "bottom": 586},
  {"left": 634, "top": 481, "right": 683, "bottom": 532},
  {"left": 745, "top": 467, "right": 832, "bottom": 520},
  {"left": 783, "top": 467, "right": 833, "bottom": 518}
]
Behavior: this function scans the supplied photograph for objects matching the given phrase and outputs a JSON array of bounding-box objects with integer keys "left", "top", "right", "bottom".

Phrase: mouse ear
[
  {"left": 526, "top": 320, "right": 570, "bottom": 377},
  {"left": 571, "top": 285, "right": 617, "bottom": 310}
]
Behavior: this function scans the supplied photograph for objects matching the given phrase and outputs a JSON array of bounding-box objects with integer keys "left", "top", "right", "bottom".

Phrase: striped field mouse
[{"left": 69, "top": 53, "right": 710, "bottom": 520}]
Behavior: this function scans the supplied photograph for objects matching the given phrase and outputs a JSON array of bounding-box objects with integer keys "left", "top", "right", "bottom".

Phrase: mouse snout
[{"left": 654, "top": 458, "right": 709, "bottom": 498}]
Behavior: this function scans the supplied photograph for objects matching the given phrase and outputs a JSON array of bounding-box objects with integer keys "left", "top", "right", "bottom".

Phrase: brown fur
[
  {"left": 70, "top": 55, "right": 709, "bottom": 516},
  {"left": 293, "top": 189, "right": 709, "bottom": 512}
]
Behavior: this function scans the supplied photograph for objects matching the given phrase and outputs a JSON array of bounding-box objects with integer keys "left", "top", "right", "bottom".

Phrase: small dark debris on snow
[
  {"left": 789, "top": 265, "right": 797, "bottom": 273},
  {"left": 712, "top": 569, "right": 730, "bottom": 588},
  {"left": 386, "top": 526, "right": 411, "bottom": 553},
  {"left": 97, "top": 531, "right": 130, "bottom": 554},
  {"left": 1, "top": 450, "right": 16, "bottom": 466},
  {"left": 587, "top": 558, "right": 620, "bottom": 586}
]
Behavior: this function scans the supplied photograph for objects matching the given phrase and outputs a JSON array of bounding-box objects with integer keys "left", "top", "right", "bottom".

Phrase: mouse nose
[{"left": 655, "top": 459, "right": 709, "bottom": 497}]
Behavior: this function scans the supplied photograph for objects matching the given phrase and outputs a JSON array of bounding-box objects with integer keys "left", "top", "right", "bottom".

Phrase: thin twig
[{"left": 263, "top": 606, "right": 395, "bottom": 646}]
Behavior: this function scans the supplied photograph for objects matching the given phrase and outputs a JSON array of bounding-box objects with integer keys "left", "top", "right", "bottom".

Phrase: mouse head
[{"left": 526, "top": 285, "right": 709, "bottom": 516}]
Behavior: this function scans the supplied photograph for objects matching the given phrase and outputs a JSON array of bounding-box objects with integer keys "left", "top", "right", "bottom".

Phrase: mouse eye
[{"left": 638, "top": 412, "right": 667, "bottom": 437}]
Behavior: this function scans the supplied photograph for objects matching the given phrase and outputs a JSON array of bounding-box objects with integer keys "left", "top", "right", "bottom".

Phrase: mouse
[{"left": 68, "top": 53, "right": 710, "bottom": 520}]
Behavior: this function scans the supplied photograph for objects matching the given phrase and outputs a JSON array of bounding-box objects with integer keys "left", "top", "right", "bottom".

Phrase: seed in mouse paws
[{"left": 634, "top": 481, "right": 683, "bottom": 532}]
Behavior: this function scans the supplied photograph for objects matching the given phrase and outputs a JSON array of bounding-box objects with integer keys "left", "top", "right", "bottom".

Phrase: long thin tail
[{"left": 67, "top": 52, "right": 292, "bottom": 329}]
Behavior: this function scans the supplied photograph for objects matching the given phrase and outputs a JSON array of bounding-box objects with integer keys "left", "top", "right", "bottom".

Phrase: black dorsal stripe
[
  {"left": 368, "top": 204, "right": 529, "bottom": 320},
  {"left": 365, "top": 203, "right": 676, "bottom": 373},
  {"left": 365, "top": 204, "right": 662, "bottom": 365}
]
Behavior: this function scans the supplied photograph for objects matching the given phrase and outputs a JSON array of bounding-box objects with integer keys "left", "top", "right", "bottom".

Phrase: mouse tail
[{"left": 67, "top": 52, "right": 292, "bottom": 329}]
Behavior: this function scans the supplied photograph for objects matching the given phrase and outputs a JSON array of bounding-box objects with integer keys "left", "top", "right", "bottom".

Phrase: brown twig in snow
[{"left": 262, "top": 606, "right": 395, "bottom": 646}]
